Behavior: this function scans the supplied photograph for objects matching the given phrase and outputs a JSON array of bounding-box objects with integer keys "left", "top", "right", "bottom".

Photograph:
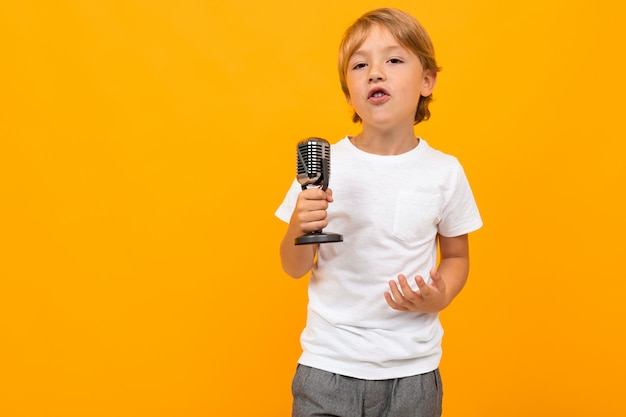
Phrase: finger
[
  {"left": 384, "top": 291, "right": 406, "bottom": 310},
  {"left": 398, "top": 275, "right": 420, "bottom": 302},
  {"left": 429, "top": 268, "right": 443, "bottom": 284},
  {"left": 300, "top": 209, "right": 327, "bottom": 226},
  {"left": 388, "top": 279, "right": 405, "bottom": 302},
  {"left": 414, "top": 275, "right": 431, "bottom": 298},
  {"left": 302, "top": 187, "right": 328, "bottom": 201},
  {"left": 429, "top": 268, "right": 446, "bottom": 292},
  {"left": 325, "top": 188, "right": 334, "bottom": 202}
]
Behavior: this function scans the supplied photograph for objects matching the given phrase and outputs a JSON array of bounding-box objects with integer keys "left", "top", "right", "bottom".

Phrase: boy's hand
[
  {"left": 295, "top": 187, "right": 333, "bottom": 234},
  {"left": 384, "top": 268, "right": 448, "bottom": 313}
]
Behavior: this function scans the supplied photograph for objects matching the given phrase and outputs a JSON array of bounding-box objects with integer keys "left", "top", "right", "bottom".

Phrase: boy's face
[{"left": 345, "top": 25, "right": 435, "bottom": 128}]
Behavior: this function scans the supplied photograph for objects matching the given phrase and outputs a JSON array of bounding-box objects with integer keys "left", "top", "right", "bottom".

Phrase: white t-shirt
[{"left": 275, "top": 137, "right": 482, "bottom": 380}]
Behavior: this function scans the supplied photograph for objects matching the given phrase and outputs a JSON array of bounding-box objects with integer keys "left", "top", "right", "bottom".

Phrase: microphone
[{"left": 294, "top": 138, "right": 343, "bottom": 245}]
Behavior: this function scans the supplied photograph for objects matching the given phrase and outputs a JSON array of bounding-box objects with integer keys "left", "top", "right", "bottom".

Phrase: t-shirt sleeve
[
  {"left": 438, "top": 163, "right": 483, "bottom": 237},
  {"left": 275, "top": 178, "right": 301, "bottom": 223}
]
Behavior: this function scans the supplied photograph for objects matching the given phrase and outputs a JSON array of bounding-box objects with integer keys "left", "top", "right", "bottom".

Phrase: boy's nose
[{"left": 368, "top": 69, "right": 385, "bottom": 82}]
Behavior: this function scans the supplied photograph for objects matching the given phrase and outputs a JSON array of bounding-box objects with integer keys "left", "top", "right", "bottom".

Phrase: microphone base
[{"left": 295, "top": 231, "right": 343, "bottom": 245}]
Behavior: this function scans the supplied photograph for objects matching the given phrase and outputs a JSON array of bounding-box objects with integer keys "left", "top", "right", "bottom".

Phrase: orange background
[{"left": 1, "top": 1, "right": 625, "bottom": 416}]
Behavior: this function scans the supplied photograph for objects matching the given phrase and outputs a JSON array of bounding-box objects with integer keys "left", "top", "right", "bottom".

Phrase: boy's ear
[{"left": 420, "top": 70, "right": 437, "bottom": 97}]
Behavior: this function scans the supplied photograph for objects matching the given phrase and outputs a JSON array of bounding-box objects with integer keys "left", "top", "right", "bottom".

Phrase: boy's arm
[
  {"left": 279, "top": 188, "right": 333, "bottom": 278},
  {"left": 434, "top": 233, "right": 470, "bottom": 306},
  {"left": 279, "top": 217, "right": 317, "bottom": 278},
  {"left": 385, "top": 234, "right": 471, "bottom": 313}
]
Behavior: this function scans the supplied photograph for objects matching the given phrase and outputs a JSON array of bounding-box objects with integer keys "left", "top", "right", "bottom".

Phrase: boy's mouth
[{"left": 368, "top": 88, "right": 390, "bottom": 101}]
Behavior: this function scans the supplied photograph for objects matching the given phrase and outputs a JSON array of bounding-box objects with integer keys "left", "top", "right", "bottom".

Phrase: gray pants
[{"left": 292, "top": 365, "right": 443, "bottom": 417}]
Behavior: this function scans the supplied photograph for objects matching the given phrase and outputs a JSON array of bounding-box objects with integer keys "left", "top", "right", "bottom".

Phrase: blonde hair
[{"left": 338, "top": 8, "right": 441, "bottom": 124}]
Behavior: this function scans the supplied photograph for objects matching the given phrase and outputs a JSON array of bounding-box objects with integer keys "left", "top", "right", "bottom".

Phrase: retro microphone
[{"left": 294, "top": 138, "right": 343, "bottom": 245}]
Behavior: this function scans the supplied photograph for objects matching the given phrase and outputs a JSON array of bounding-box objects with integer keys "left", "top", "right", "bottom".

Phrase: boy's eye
[
  {"left": 389, "top": 58, "right": 403, "bottom": 64},
  {"left": 352, "top": 63, "right": 367, "bottom": 70}
]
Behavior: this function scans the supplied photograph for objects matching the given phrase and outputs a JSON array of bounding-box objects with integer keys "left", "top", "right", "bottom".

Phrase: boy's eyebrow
[{"left": 350, "top": 44, "right": 407, "bottom": 59}]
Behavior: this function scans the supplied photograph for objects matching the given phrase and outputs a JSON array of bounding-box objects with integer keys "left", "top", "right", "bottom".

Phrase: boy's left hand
[{"left": 384, "top": 268, "right": 448, "bottom": 313}]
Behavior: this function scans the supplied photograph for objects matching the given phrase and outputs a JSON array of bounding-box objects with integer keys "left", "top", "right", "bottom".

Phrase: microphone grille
[{"left": 296, "top": 137, "right": 330, "bottom": 187}]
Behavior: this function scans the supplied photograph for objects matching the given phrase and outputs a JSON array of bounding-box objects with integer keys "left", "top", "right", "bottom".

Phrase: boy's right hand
[{"left": 294, "top": 187, "right": 334, "bottom": 234}]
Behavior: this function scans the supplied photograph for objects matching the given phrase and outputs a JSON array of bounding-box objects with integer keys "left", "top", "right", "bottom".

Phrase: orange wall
[{"left": 1, "top": 1, "right": 625, "bottom": 416}]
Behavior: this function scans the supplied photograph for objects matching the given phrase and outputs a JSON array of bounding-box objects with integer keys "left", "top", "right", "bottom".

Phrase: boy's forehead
[{"left": 349, "top": 26, "right": 407, "bottom": 57}]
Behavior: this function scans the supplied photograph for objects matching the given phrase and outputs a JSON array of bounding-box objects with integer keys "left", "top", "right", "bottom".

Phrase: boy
[{"left": 275, "top": 8, "right": 482, "bottom": 417}]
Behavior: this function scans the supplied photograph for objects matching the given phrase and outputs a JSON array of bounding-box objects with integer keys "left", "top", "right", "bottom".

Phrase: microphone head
[{"left": 296, "top": 137, "right": 330, "bottom": 190}]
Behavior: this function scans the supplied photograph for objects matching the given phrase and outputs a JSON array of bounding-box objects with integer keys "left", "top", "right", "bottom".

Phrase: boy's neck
[{"left": 353, "top": 125, "right": 419, "bottom": 155}]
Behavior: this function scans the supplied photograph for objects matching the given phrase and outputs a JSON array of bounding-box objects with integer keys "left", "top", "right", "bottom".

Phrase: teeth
[{"left": 372, "top": 92, "right": 385, "bottom": 98}]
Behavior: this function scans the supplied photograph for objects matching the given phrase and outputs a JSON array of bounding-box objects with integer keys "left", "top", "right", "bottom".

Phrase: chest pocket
[{"left": 392, "top": 193, "right": 441, "bottom": 244}]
